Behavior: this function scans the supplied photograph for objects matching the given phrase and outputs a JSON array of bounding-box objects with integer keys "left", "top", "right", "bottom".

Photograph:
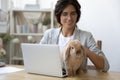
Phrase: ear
[
  {"left": 65, "top": 45, "right": 71, "bottom": 61},
  {"left": 80, "top": 46, "right": 87, "bottom": 72},
  {"left": 81, "top": 45, "right": 86, "bottom": 57}
]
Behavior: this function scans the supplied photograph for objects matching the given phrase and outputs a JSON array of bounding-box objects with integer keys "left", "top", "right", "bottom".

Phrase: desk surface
[{"left": 0, "top": 65, "right": 120, "bottom": 80}]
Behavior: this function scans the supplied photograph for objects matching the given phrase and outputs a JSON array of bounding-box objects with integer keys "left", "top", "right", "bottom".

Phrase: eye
[
  {"left": 71, "top": 46, "right": 74, "bottom": 49},
  {"left": 61, "top": 12, "right": 68, "bottom": 16},
  {"left": 71, "top": 12, "right": 77, "bottom": 16}
]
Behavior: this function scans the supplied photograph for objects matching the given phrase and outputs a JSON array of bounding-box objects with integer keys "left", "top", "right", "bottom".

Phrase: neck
[{"left": 61, "top": 27, "right": 75, "bottom": 37}]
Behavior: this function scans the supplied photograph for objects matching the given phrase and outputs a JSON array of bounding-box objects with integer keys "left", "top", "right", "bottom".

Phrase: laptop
[{"left": 21, "top": 43, "right": 67, "bottom": 77}]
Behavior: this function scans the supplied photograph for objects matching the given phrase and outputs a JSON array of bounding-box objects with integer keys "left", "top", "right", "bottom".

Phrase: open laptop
[{"left": 21, "top": 43, "right": 67, "bottom": 77}]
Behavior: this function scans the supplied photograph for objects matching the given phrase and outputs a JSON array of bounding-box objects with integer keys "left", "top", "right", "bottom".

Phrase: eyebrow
[{"left": 62, "top": 10, "right": 76, "bottom": 13}]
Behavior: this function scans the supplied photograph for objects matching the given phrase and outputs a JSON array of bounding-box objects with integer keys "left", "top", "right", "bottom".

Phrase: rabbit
[{"left": 62, "top": 40, "right": 87, "bottom": 77}]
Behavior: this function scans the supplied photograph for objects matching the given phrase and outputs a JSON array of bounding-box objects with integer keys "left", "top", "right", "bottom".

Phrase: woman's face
[{"left": 60, "top": 4, "right": 77, "bottom": 29}]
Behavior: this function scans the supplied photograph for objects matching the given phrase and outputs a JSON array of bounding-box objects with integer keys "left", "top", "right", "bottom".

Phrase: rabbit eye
[{"left": 71, "top": 46, "right": 74, "bottom": 49}]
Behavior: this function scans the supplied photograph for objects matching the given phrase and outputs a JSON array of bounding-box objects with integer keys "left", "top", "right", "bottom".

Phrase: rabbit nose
[{"left": 76, "top": 50, "right": 81, "bottom": 54}]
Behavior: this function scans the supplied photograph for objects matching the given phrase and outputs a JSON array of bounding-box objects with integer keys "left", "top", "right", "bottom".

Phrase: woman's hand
[{"left": 83, "top": 46, "right": 104, "bottom": 70}]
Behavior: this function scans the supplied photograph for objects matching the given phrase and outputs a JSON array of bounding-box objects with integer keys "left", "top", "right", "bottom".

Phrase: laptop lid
[{"left": 21, "top": 43, "right": 66, "bottom": 77}]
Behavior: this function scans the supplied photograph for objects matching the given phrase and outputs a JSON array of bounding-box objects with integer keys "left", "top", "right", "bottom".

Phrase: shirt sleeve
[
  {"left": 86, "top": 32, "right": 110, "bottom": 72},
  {"left": 39, "top": 30, "right": 49, "bottom": 44}
]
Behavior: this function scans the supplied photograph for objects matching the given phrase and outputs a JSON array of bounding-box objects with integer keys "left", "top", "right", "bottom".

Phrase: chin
[{"left": 66, "top": 25, "right": 75, "bottom": 29}]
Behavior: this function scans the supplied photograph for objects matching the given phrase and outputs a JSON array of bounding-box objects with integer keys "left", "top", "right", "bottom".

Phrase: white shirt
[
  {"left": 58, "top": 32, "right": 74, "bottom": 47},
  {"left": 58, "top": 32, "right": 74, "bottom": 69},
  {"left": 58, "top": 32, "right": 75, "bottom": 53}
]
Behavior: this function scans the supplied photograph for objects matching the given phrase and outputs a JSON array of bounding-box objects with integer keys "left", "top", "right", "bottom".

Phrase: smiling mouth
[{"left": 67, "top": 21, "right": 73, "bottom": 25}]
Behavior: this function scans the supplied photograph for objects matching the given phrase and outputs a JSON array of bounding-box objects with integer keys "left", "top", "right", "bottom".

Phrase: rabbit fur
[{"left": 62, "top": 40, "right": 87, "bottom": 76}]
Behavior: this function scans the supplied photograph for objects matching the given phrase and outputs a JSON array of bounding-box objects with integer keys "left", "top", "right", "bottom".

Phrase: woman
[{"left": 39, "top": 0, "right": 109, "bottom": 72}]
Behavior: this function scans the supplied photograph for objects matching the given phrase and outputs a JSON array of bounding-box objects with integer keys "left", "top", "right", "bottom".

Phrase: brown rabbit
[{"left": 62, "top": 40, "right": 87, "bottom": 77}]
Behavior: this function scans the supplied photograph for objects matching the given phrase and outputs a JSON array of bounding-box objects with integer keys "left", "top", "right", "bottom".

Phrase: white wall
[
  {"left": 78, "top": 0, "right": 120, "bottom": 72},
  {"left": 0, "top": 0, "right": 8, "bottom": 33},
  {"left": 1, "top": 0, "right": 8, "bottom": 11},
  {"left": 39, "top": 0, "right": 54, "bottom": 9}
]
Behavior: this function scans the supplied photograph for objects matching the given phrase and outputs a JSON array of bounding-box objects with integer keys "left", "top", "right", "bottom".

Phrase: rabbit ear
[
  {"left": 65, "top": 45, "right": 71, "bottom": 61},
  {"left": 80, "top": 46, "right": 87, "bottom": 72},
  {"left": 81, "top": 45, "right": 86, "bottom": 57}
]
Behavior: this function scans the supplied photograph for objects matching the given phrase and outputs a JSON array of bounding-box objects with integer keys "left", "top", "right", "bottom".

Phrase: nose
[
  {"left": 76, "top": 50, "right": 81, "bottom": 54},
  {"left": 67, "top": 14, "right": 72, "bottom": 20}
]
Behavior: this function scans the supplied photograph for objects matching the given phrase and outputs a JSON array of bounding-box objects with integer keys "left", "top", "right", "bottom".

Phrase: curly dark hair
[{"left": 54, "top": 0, "right": 81, "bottom": 25}]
